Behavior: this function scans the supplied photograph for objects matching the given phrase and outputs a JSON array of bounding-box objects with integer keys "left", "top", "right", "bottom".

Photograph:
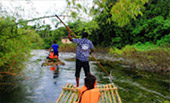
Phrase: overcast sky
[{"left": 0, "top": 0, "right": 93, "bottom": 29}]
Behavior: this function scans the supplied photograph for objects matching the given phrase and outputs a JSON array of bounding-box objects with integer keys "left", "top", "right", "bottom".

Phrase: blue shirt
[
  {"left": 72, "top": 38, "right": 94, "bottom": 61},
  {"left": 52, "top": 44, "right": 59, "bottom": 52}
]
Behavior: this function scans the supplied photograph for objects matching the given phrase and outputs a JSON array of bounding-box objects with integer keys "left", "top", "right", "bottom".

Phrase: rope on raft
[{"left": 56, "top": 83, "right": 122, "bottom": 103}]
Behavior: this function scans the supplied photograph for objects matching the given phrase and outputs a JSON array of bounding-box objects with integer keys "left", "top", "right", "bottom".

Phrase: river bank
[{"left": 59, "top": 43, "right": 170, "bottom": 74}]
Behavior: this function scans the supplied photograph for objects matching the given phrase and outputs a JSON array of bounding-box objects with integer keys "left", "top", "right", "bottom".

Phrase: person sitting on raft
[
  {"left": 46, "top": 49, "right": 58, "bottom": 62},
  {"left": 76, "top": 74, "right": 101, "bottom": 103}
]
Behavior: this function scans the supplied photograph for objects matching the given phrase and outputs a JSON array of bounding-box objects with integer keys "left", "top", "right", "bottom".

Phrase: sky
[{"left": 0, "top": 0, "right": 93, "bottom": 29}]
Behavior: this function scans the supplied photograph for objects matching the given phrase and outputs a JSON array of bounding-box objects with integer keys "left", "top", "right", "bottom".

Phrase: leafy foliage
[
  {"left": 110, "top": 0, "right": 148, "bottom": 26},
  {"left": 0, "top": 16, "right": 43, "bottom": 75}
]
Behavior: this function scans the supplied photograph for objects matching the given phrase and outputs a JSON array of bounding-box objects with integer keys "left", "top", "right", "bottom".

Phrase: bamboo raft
[
  {"left": 56, "top": 83, "right": 122, "bottom": 103},
  {"left": 41, "top": 59, "right": 65, "bottom": 66}
]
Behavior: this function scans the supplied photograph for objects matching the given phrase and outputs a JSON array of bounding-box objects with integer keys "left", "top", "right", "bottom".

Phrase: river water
[{"left": 0, "top": 50, "right": 169, "bottom": 103}]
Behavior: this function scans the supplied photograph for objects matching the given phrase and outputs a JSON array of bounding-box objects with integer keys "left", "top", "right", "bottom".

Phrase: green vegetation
[
  {"left": 63, "top": 0, "right": 170, "bottom": 73},
  {"left": 109, "top": 43, "right": 170, "bottom": 72},
  {"left": 0, "top": 16, "right": 43, "bottom": 79},
  {"left": 1, "top": 0, "right": 170, "bottom": 79}
]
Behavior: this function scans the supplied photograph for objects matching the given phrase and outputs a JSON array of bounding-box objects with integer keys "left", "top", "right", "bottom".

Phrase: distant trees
[{"left": 65, "top": 0, "right": 170, "bottom": 48}]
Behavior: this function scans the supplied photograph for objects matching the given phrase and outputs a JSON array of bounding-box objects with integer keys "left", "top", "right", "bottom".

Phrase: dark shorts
[
  {"left": 54, "top": 51, "right": 59, "bottom": 56},
  {"left": 75, "top": 59, "right": 90, "bottom": 78}
]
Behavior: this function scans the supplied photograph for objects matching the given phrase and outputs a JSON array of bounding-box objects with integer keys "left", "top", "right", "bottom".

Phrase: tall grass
[{"left": 109, "top": 42, "right": 170, "bottom": 72}]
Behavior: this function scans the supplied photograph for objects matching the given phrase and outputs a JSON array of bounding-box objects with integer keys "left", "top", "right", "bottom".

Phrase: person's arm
[
  {"left": 66, "top": 26, "right": 72, "bottom": 41},
  {"left": 49, "top": 47, "right": 52, "bottom": 50},
  {"left": 48, "top": 47, "right": 52, "bottom": 55},
  {"left": 48, "top": 47, "right": 52, "bottom": 52}
]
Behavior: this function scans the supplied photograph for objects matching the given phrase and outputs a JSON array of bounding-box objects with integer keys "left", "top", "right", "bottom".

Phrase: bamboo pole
[
  {"left": 105, "top": 85, "right": 110, "bottom": 103},
  {"left": 56, "top": 84, "right": 70, "bottom": 103},
  {"left": 115, "top": 89, "right": 122, "bottom": 103},
  {"left": 99, "top": 85, "right": 105, "bottom": 103},
  {"left": 106, "top": 84, "right": 113, "bottom": 103},
  {"left": 55, "top": 15, "right": 77, "bottom": 38},
  {"left": 109, "top": 84, "right": 117, "bottom": 103},
  {"left": 70, "top": 87, "right": 79, "bottom": 103},
  {"left": 60, "top": 84, "right": 73, "bottom": 103},
  {"left": 74, "top": 91, "right": 79, "bottom": 103},
  {"left": 65, "top": 85, "right": 74, "bottom": 103}
]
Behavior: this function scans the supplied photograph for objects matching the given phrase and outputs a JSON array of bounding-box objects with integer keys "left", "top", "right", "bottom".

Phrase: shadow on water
[{"left": 0, "top": 50, "right": 170, "bottom": 103}]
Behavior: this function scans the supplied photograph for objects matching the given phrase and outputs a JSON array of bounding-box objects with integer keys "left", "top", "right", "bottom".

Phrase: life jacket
[
  {"left": 50, "top": 67, "right": 56, "bottom": 71},
  {"left": 49, "top": 52, "right": 57, "bottom": 59},
  {"left": 79, "top": 86, "right": 101, "bottom": 103}
]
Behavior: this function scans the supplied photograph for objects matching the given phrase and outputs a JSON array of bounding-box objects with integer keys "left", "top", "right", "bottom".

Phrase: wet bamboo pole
[
  {"left": 74, "top": 92, "right": 79, "bottom": 102},
  {"left": 109, "top": 83, "right": 117, "bottom": 103},
  {"left": 106, "top": 84, "right": 113, "bottom": 103},
  {"left": 103, "top": 85, "right": 107, "bottom": 103},
  {"left": 60, "top": 84, "right": 73, "bottom": 103},
  {"left": 111, "top": 83, "right": 121, "bottom": 103},
  {"left": 100, "top": 85, "right": 105, "bottom": 103},
  {"left": 115, "top": 89, "right": 122, "bottom": 103},
  {"left": 70, "top": 87, "right": 79, "bottom": 103},
  {"left": 56, "top": 84, "right": 69, "bottom": 103},
  {"left": 65, "top": 85, "right": 74, "bottom": 103}
]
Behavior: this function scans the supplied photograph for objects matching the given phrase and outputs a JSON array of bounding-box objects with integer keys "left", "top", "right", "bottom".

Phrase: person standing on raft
[{"left": 67, "top": 27, "right": 94, "bottom": 87}]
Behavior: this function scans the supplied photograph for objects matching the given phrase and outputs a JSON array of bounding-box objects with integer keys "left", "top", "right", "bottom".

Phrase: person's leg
[
  {"left": 76, "top": 77, "right": 79, "bottom": 87},
  {"left": 54, "top": 51, "right": 59, "bottom": 56},
  {"left": 75, "top": 59, "right": 82, "bottom": 87},
  {"left": 82, "top": 61, "right": 90, "bottom": 77},
  {"left": 54, "top": 51, "right": 59, "bottom": 61}
]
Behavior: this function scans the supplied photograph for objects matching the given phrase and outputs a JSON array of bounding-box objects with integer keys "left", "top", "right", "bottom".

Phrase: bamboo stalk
[
  {"left": 61, "top": 84, "right": 73, "bottom": 103},
  {"left": 106, "top": 85, "right": 113, "bottom": 103},
  {"left": 70, "top": 87, "right": 79, "bottom": 103},
  {"left": 74, "top": 91, "right": 79, "bottom": 102},
  {"left": 109, "top": 84, "right": 117, "bottom": 103},
  {"left": 115, "top": 89, "right": 122, "bottom": 103},
  {"left": 103, "top": 85, "right": 109, "bottom": 103},
  {"left": 56, "top": 84, "right": 70, "bottom": 103},
  {"left": 99, "top": 85, "right": 105, "bottom": 103},
  {"left": 65, "top": 85, "right": 74, "bottom": 103}
]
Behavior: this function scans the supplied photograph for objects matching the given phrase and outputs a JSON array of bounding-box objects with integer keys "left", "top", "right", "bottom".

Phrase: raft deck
[
  {"left": 41, "top": 59, "right": 65, "bottom": 66},
  {"left": 56, "top": 83, "right": 122, "bottom": 103}
]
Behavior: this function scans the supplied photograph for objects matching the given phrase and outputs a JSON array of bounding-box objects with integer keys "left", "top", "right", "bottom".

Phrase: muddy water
[{"left": 0, "top": 50, "right": 169, "bottom": 103}]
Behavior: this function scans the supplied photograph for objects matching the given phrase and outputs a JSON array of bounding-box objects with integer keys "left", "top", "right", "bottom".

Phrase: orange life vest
[
  {"left": 78, "top": 86, "right": 101, "bottom": 103},
  {"left": 49, "top": 52, "right": 57, "bottom": 59},
  {"left": 50, "top": 67, "right": 56, "bottom": 71}
]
